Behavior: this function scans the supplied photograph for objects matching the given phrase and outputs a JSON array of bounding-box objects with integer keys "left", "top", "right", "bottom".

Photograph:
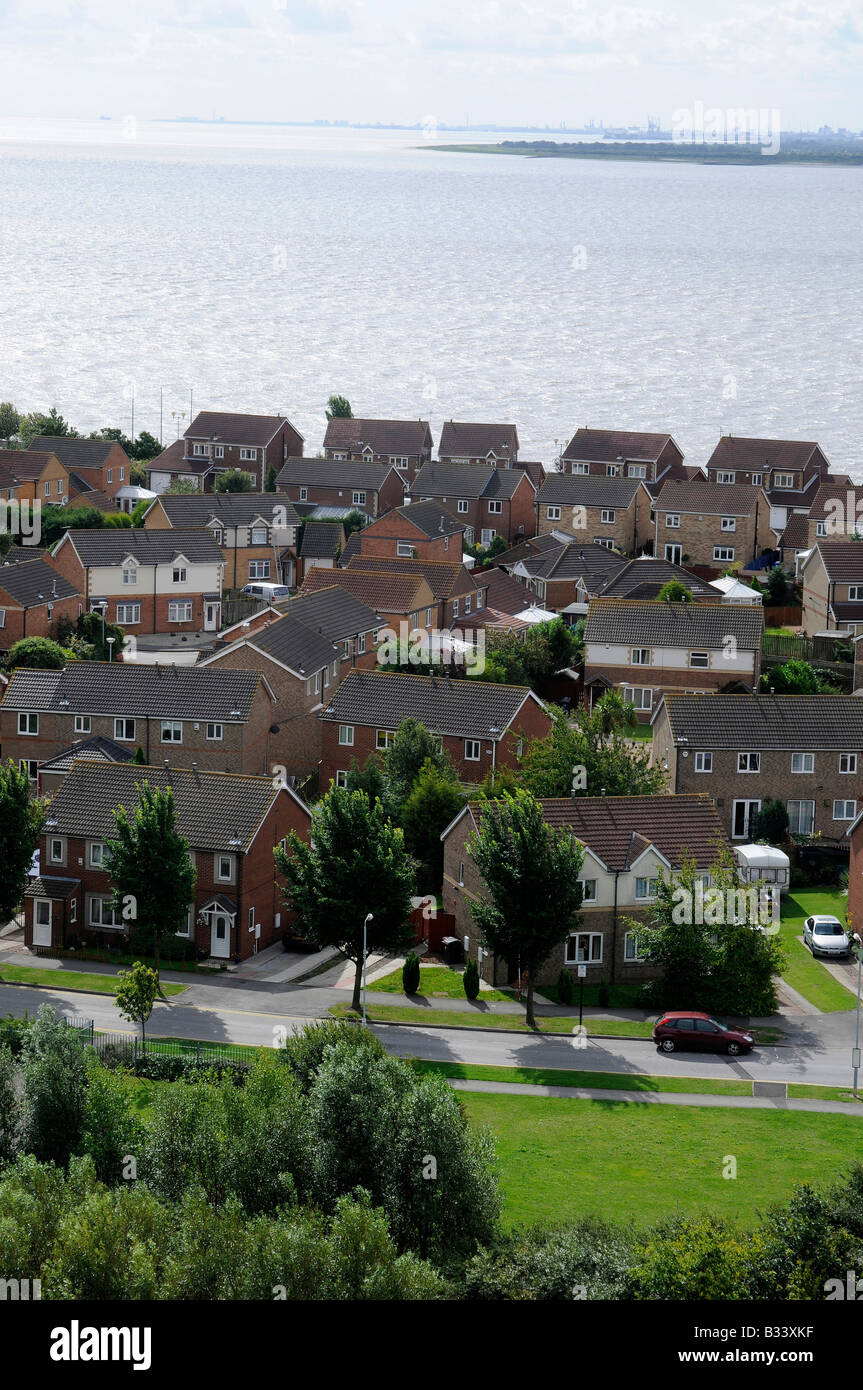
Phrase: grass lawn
[
  {"left": 409, "top": 1059, "right": 752, "bottom": 1096},
  {"left": 534, "top": 982, "right": 642, "bottom": 1008},
  {"left": 779, "top": 890, "right": 857, "bottom": 1013},
  {"left": 331, "top": 1002, "right": 655, "bottom": 1037},
  {"left": 370, "top": 965, "right": 510, "bottom": 1002},
  {"left": 0, "top": 965, "right": 186, "bottom": 998},
  {"left": 627, "top": 725, "right": 653, "bottom": 741},
  {"left": 461, "top": 1092, "right": 863, "bottom": 1227},
  {"left": 788, "top": 1084, "right": 863, "bottom": 1104}
]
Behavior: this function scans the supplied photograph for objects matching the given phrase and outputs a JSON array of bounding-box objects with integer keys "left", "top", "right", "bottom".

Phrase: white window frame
[
  {"left": 89, "top": 895, "right": 123, "bottom": 929},
  {"left": 849, "top": 587, "right": 863, "bottom": 602},
  {"left": 546, "top": 505, "right": 561, "bottom": 521},
  {"left": 665, "top": 513, "right": 680, "bottom": 528},
  {"left": 250, "top": 525, "right": 268, "bottom": 546},
  {"left": 89, "top": 841, "right": 105, "bottom": 868},
  {"left": 716, "top": 471, "right": 735, "bottom": 484},
  {"left": 713, "top": 546, "right": 735, "bottom": 562},
  {"left": 376, "top": 729, "right": 396, "bottom": 750},
  {"left": 396, "top": 542, "right": 414, "bottom": 557},
  {"left": 35, "top": 899, "right": 52, "bottom": 929},
  {"left": 487, "top": 499, "right": 503, "bottom": 514},
  {"left": 352, "top": 491, "right": 366, "bottom": 506},
  {"left": 464, "top": 739, "right": 481, "bottom": 761},
  {"left": 630, "top": 648, "right": 651, "bottom": 666},
  {"left": 114, "top": 718, "right": 136, "bottom": 741},
  {"left": 840, "top": 753, "right": 858, "bottom": 775},
  {"left": 161, "top": 721, "right": 183, "bottom": 743},
  {"left": 580, "top": 879, "right": 597, "bottom": 903},
  {"left": 458, "top": 500, "right": 470, "bottom": 515},
  {"left": 239, "top": 448, "right": 257, "bottom": 462},
  {"left": 720, "top": 516, "right": 736, "bottom": 532},
  {"left": 689, "top": 651, "right": 710, "bottom": 669},
  {"left": 834, "top": 799, "right": 857, "bottom": 821},
  {"left": 172, "top": 566, "right": 187, "bottom": 584},
  {"left": 206, "top": 723, "right": 223, "bottom": 741},
  {"left": 791, "top": 752, "right": 814, "bottom": 774},
  {"left": 635, "top": 876, "right": 659, "bottom": 901},
  {"left": 216, "top": 854, "right": 235, "bottom": 884},
  {"left": 600, "top": 509, "right": 616, "bottom": 524},
  {"left": 48, "top": 837, "right": 65, "bottom": 865},
  {"left": 168, "top": 601, "right": 193, "bottom": 623},
  {"left": 338, "top": 725, "right": 355, "bottom": 746},
  {"left": 774, "top": 472, "right": 794, "bottom": 489},
  {"left": 738, "top": 752, "right": 760, "bottom": 772},
  {"left": 18, "top": 712, "right": 38, "bottom": 736},
  {"left": 122, "top": 566, "right": 137, "bottom": 586},
  {"left": 624, "top": 932, "right": 645, "bottom": 963},
  {"left": 116, "top": 603, "right": 140, "bottom": 625},
  {"left": 694, "top": 752, "right": 713, "bottom": 772},
  {"left": 335, "top": 770, "right": 348, "bottom": 788},
  {"left": 732, "top": 799, "right": 761, "bottom": 839},
  {"left": 249, "top": 560, "right": 271, "bottom": 580},
  {"left": 787, "top": 799, "right": 815, "bottom": 835},
  {"left": 565, "top": 932, "right": 603, "bottom": 964}
]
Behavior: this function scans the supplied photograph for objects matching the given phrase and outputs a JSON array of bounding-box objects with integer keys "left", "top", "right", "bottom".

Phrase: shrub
[
  {"left": 21, "top": 1006, "right": 89, "bottom": 1168},
  {"left": 556, "top": 969, "right": 575, "bottom": 1006},
  {"left": 279, "top": 1019, "right": 385, "bottom": 1094},
  {"left": 402, "top": 952, "right": 421, "bottom": 995},
  {"left": 597, "top": 981, "right": 610, "bottom": 1007},
  {"left": 463, "top": 957, "right": 480, "bottom": 1001}
]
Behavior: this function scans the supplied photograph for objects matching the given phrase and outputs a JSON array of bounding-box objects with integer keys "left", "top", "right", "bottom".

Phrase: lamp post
[
  {"left": 853, "top": 931, "right": 862, "bottom": 1099},
  {"left": 489, "top": 725, "right": 500, "bottom": 790},
  {"left": 362, "top": 912, "right": 373, "bottom": 1025},
  {"left": 107, "top": 636, "right": 115, "bottom": 662}
]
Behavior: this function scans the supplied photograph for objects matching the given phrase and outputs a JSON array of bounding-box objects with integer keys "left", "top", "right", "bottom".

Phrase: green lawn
[
  {"left": 331, "top": 1002, "right": 655, "bottom": 1037},
  {"left": 409, "top": 1059, "right": 752, "bottom": 1096},
  {"left": 0, "top": 965, "right": 186, "bottom": 998},
  {"left": 779, "top": 890, "right": 857, "bottom": 1012},
  {"left": 462, "top": 1092, "right": 863, "bottom": 1227},
  {"left": 369, "top": 965, "right": 511, "bottom": 1002}
]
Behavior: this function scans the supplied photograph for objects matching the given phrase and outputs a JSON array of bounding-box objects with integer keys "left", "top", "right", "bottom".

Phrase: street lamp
[
  {"left": 853, "top": 931, "right": 862, "bottom": 1099},
  {"left": 107, "top": 636, "right": 115, "bottom": 662},
  {"left": 362, "top": 912, "right": 373, "bottom": 1025}
]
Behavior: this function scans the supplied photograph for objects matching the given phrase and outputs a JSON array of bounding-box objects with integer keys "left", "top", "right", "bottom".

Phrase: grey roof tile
[
  {"left": 585, "top": 598, "right": 764, "bottom": 649},
  {"left": 662, "top": 694, "right": 863, "bottom": 749},
  {"left": 1, "top": 663, "right": 265, "bottom": 720},
  {"left": 321, "top": 668, "right": 540, "bottom": 739}
]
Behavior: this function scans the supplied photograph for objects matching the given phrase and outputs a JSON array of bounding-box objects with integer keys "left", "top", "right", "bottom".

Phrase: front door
[
  {"left": 33, "top": 900, "right": 52, "bottom": 947},
  {"left": 204, "top": 602, "right": 221, "bottom": 632},
  {"left": 210, "top": 911, "right": 231, "bottom": 958},
  {"left": 664, "top": 543, "right": 682, "bottom": 564},
  {"left": 732, "top": 800, "right": 761, "bottom": 839}
]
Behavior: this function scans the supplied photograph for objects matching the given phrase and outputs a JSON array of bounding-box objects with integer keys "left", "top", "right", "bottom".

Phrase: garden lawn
[
  {"left": 462, "top": 1092, "right": 863, "bottom": 1227},
  {"left": 0, "top": 965, "right": 186, "bottom": 998},
  {"left": 330, "top": 1002, "right": 653, "bottom": 1036},
  {"left": 409, "top": 1060, "right": 751, "bottom": 1096},
  {"left": 779, "top": 890, "right": 857, "bottom": 1012},
  {"left": 370, "top": 965, "right": 510, "bottom": 1001}
]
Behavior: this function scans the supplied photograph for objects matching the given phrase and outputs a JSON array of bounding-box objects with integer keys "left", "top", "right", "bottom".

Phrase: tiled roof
[
  {"left": 496, "top": 533, "right": 570, "bottom": 566},
  {"left": 536, "top": 475, "right": 643, "bottom": 508},
  {"left": 765, "top": 474, "right": 820, "bottom": 506},
  {"left": 299, "top": 523, "right": 344, "bottom": 559},
  {"left": 276, "top": 457, "right": 396, "bottom": 492},
  {"left": 346, "top": 554, "right": 480, "bottom": 601},
  {"left": 321, "top": 668, "right": 540, "bottom": 739},
  {"left": 338, "top": 532, "right": 362, "bottom": 566},
  {"left": 438, "top": 421, "right": 519, "bottom": 458},
  {"left": 284, "top": 586, "right": 382, "bottom": 641},
  {"left": 410, "top": 461, "right": 529, "bottom": 501},
  {"left": 809, "top": 482, "right": 863, "bottom": 524},
  {"left": 323, "top": 417, "right": 431, "bottom": 455},
  {"left": 26, "top": 877, "right": 80, "bottom": 900},
  {"left": 535, "top": 795, "right": 726, "bottom": 868},
  {"left": 56, "top": 528, "right": 224, "bottom": 567},
  {"left": 298, "top": 567, "right": 429, "bottom": 613},
  {"left": 39, "top": 735, "right": 136, "bottom": 773},
  {"left": 705, "top": 435, "right": 825, "bottom": 472},
  {"left": 814, "top": 542, "right": 863, "bottom": 583},
  {"left": 584, "top": 598, "right": 764, "bottom": 649},
  {"left": 381, "top": 501, "right": 464, "bottom": 539},
  {"left": 1, "top": 545, "right": 47, "bottom": 564},
  {"left": 597, "top": 558, "right": 717, "bottom": 601},
  {"left": 0, "top": 450, "right": 59, "bottom": 484},
  {"left": 229, "top": 612, "right": 338, "bottom": 677},
  {"left": 517, "top": 542, "right": 626, "bottom": 584},
  {"left": 474, "top": 568, "right": 533, "bottom": 616},
  {"left": 0, "top": 558, "right": 80, "bottom": 607},
  {"left": 777, "top": 512, "right": 811, "bottom": 551},
  {"left": 185, "top": 411, "right": 300, "bottom": 447},
  {"left": 42, "top": 761, "right": 306, "bottom": 851},
  {"left": 1, "top": 663, "right": 265, "bottom": 720},
  {"left": 31, "top": 437, "right": 127, "bottom": 470},
  {"left": 151, "top": 493, "right": 300, "bottom": 528},
  {"left": 661, "top": 694, "right": 863, "bottom": 749},
  {"left": 144, "top": 440, "right": 202, "bottom": 475},
  {"left": 562, "top": 428, "right": 677, "bottom": 463},
  {"left": 654, "top": 480, "right": 763, "bottom": 516}
]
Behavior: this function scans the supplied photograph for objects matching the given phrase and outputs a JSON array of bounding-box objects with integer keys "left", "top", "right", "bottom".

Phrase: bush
[
  {"left": 279, "top": 1019, "right": 385, "bottom": 1094},
  {"left": 597, "top": 981, "right": 610, "bottom": 1007},
  {"left": 463, "top": 958, "right": 480, "bottom": 1001},
  {"left": 402, "top": 952, "right": 421, "bottom": 995},
  {"left": 0, "top": 1016, "right": 31, "bottom": 1058},
  {"left": 556, "top": 969, "right": 575, "bottom": 1006}
]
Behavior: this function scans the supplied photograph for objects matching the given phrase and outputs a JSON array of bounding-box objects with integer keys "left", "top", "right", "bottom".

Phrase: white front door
[
  {"left": 204, "top": 602, "right": 220, "bottom": 631},
  {"left": 664, "top": 543, "right": 682, "bottom": 564},
  {"left": 210, "top": 911, "right": 231, "bottom": 958},
  {"left": 33, "top": 901, "right": 52, "bottom": 947}
]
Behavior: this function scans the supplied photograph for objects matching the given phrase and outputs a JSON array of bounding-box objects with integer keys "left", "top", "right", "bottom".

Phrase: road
[{"left": 2, "top": 980, "right": 862, "bottom": 1090}]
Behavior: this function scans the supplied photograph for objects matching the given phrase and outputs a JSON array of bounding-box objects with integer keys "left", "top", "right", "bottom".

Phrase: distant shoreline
[{"left": 426, "top": 139, "right": 863, "bottom": 167}]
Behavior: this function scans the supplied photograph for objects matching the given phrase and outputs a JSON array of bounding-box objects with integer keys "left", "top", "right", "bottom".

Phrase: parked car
[
  {"left": 653, "top": 1012, "right": 754, "bottom": 1056},
  {"left": 803, "top": 915, "right": 851, "bottom": 958},
  {"left": 241, "top": 582, "right": 291, "bottom": 601}
]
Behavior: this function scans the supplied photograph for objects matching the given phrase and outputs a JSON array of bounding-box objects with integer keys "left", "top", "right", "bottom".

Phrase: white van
[{"left": 240, "top": 582, "right": 291, "bottom": 601}]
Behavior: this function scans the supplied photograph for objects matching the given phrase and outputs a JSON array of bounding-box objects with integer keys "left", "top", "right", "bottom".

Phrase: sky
[{"left": 0, "top": 0, "right": 862, "bottom": 129}]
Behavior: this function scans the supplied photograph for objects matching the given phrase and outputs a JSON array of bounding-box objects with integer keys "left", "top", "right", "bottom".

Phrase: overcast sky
[{"left": 1, "top": 0, "right": 861, "bottom": 129}]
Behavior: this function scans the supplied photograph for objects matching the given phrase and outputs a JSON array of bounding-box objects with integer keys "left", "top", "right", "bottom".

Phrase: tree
[
  {"left": 400, "top": 759, "right": 465, "bottom": 891},
  {"left": 0, "top": 760, "right": 45, "bottom": 927},
  {"left": 40, "top": 503, "right": 108, "bottom": 547},
  {"left": 470, "top": 792, "right": 584, "bottom": 1027},
  {"left": 6, "top": 637, "right": 68, "bottom": 670},
  {"left": 519, "top": 702, "right": 665, "bottom": 800},
  {"left": 342, "top": 509, "right": 367, "bottom": 540},
  {"left": 19, "top": 407, "right": 79, "bottom": 446},
  {"left": 264, "top": 464, "right": 278, "bottom": 493},
  {"left": 89, "top": 427, "right": 161, "bottom": 462},
  {"left": 115, "top": 961, "right": 159, "bottom": 1052},
  {"left": 593, "top": 688, "right": 638, "bottom": 742},
  {"left": 326, "top": 395, "right": 353, "bottom": 419},
  {"left": 753, "top": 798, "right": 790, "bottom": 844},
  {"left": 764, "top": 566, "right": 795, "bottom": 606},
  {"left": 0, "top": 1045, "right": 20, "bottom": 1167},
  {"left": 275, "top": 787, "right": 415, "bottom": 1012},
  {"left": 521, "top": 618, "right": 580, "bottom": 686},
  {"left": 657, "top": 579, "right": 693, "bottom": 604},
  {"left": 74, "top": 611, "right": 126, "bottom": 662},
  {"left": 345, "top": 754, "right": 387, "bottom": 807},
  {"left": 102, "top": 782, "right": 196, "bottom": 992},
  {"left": 384, "top": 719, "right": 457, "bottom": 813},
  {"left": 402, "top": 952, "right": 420, "bottom": 995},
  {"left": 0, "top": 402, "right": 20, "bottom": 445},
  {"left": 761, "top": 659, "right": 833, "bottom": 694},
  {"left": 213, "top": 469, "right": 255, "bottom": 493},
  {"left": 21, "top": 1006, "right": 89, "bottom": 1168},
  {"left": 165, "top": 478, "right": 200, "bottom": 495}
]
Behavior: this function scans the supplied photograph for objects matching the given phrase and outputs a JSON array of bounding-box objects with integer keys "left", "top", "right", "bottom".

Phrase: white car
[{"left": 802, "top": 915, "right": 851, "bottom": 959}]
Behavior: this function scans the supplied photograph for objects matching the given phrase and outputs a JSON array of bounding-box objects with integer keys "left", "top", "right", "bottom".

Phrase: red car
[{"left": 653, "top": 1012, "right": 754, "bottom": 1057}]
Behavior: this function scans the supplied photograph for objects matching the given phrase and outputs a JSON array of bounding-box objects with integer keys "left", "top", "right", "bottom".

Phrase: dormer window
[
  {"left": 774, "top": 473, "right": 794, "bottom": 489},
  {"left": 122, "top": 564, "right": 137, "bottom": 585},
  {"left": 251, "top": 525, "right": 268, "bottom": 546}
]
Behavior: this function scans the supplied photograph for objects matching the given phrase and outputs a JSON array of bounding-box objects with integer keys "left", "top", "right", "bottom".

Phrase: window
[
  {"left": 89, "top": 896, "right": 122, "bottom": 929},
  {"left": 249, "top": 560, "right": 271, "bottom": 580},
  {"left": 594, "top": 538, "right": 615, "bottom": 550},
  {"left": 565, "top": 933, "right": 602, "bottom": 963},
  {"left": 716, "top": 471, "right": 735, "bottom": 484},
  {"left": 357, "top": 632, "right": 366, "bottom": 654},
  {"left": 751, "top": 473, "right": 762, "bottom": 487},
  {"left": 458, "top": 500, "right": 470, "bottom": 514},
  {"left": 600, "top": 509, "right": 615, "bottom": 524},
  {"left": 426, "top": 607, "right": 433, "bottom": 625},
  {"left": 250, "top": 525, "right": 267, "bottom": 545},
  {"left": 774, "top": 472, "right": 794, "bottom": 489},
  {"left": 214, "top": 446, "right": 224, "bottom": 459},
  {"left": 397, "top": 542, "right": 414, "bottom": 557},
  {"left": 689, "top": 651, "right": 710, "bottom": 668},
  {"left": 630, "top": 648, "right": 650, "bottom": 666},
  {"left": 299, "top": 487, "right": 308, "bottom": 501},
  {"left": 352, "top": 491, "right": 366, "bottom": 506},
  {"left": 49, "top": 838, "right": 65, "bottom": 864},
  {"left": 791, "top": 752, "right": 814, "bottom": 773},
  {"left": 376, "top": 729, "right": 396, "bottom": 750},
  {"left": 119, "top": 468, "right": 124, "bottom": 481},
  {"left": 816, "top": 521, "right": 828, "bottom": 538},
  {"left": 116, "top": 603, "right": 140, "bottom": 625},
  {"left": 571, "top": 462, "right": 589, "bottom": 474},
  {"left": 338, "top": 725, "right": 354, "bottom": 746},
  {"left": 0, "top": 610, "right": 5, "bottom": 628},
  {"left": 89, "top": 841, "right": 104, "bottom": 868},
  {"left": 546, "top": 505, "right": 561, "bottom": 521},
  {"left": 107, "top": 469, "right": 113, "bottom": 483},
  {"left": 452, "top": 599, "right": 459, "bottom": 618},
  {"left": 206, "top": 723, "right": 223, "bottom": 741},
  {"left": 840, "top": 754, "right": 858, "bottom": 774},
  {"left": 624, "top": 932, "right": 645, "bottom": 962},
  {"left": 464, "top": 595, "right": 472, "bottom": 614},
  {"left": 635, "top": 876, "right": 659, "bottom": 900},
  {"left": 212, "top": 527, "right": 225, "bottom": 545},
  {"left": 720, "top": 516, "right": 736, "bottom": 531},
  {"left": 628, "top": 464, "right": 646, "bottom": 478},
  {"left": 122, "top": 565, "right": 137, "bottom": 585},
  {"left": 627, "top": 688, "right": 653, "bottom": 711},
  {"left": 694, "top": 752, "right": 713, "bottom": 773},
  {"left": 335, "top": 770, "right": 348, "bottom": 788},
  {"left": 240, "top": 448, "right": 257, "bottom": 462},
  {"left": 172, "top": 566, "right": 187, "bottom": 584},
  {"left": 161, "top": 721, "right": 183, "bottom": 743},
  {"left": 193, "top": 444, "right": 209, "bottom": 457},
  {"left": 18, "top": 713, "right": 38, "bottom": 736},
  {"left": 665, "top": 513, "right": 680, "bottom": 528},
  {"left": 391, "top": 456, "right": 409, "bottom": 470},
  {"left": 35, "top": 900, "right": 51, "bottom": 928},
  {"left": 19, "top": 759, "right": 38, "bottom": 781},
  {"left": 664, "top": 544, "right": 682, "bottom": 564},
  {"left": 69, "top": 898, "right": 77, "bottom": 924},
  {"left": 480, "top": 530, "right": 496, "bottom": 546},
  {"left": 44, "top": 480, "right": 51, "bottom": 496},
  {"left": 713, "top": 546, "right": 735, "bottom": 562},
  {"left": 465, "top": 739, "right": 481, "bottom": 761},
  {"left": 580, "top": 879, "right": 597, "bottom": 902},
  {"left": 605, "top": 464, "right": 619, "bottom": 477},
  {"left": 787, "top": 799, "right": 815, "bottom": 835},
  {"left": 216, "top": 855, "right": 235, "bottom": 883},
  {"left": 850, "top": 587, "right": 863, "bottom": 602},
  {"left": 114, "top": 718, "right": 136, "bottom": 741},
  {"left": 738, "top": 752, "right": 760, "bottom": 772},
  {"left": 168, "top": 602, "right": 193, "bottom": 622},
  {"left": 834, "top": 800, "right": 857, "bottom": 821},
  {"left": 487, "top": 499, "right": 502, "bottom": 514}
]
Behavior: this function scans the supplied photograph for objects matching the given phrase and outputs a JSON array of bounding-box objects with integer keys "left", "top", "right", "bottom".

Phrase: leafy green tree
[
  {"left": 761, "top": 658, "right": 832, "bottom": 694},
  {"left": 470, "top": 792, "right": 585, "bottom": 1026},
  {"left": 75, "top": 610, "right": 126, "bottom": 662},
  {"left": 384, "top": 718, "right": 457, "bottom": 812},
  {"left": 345, "top": 754, "right": 387, "bottom": 807},
  {"left": 21, "top": 1007, "right": 89, "bottom": 1168},
  {"left": 764, "top": 566, "right": 795, "bottom": 605},
  {"left": 753, "top": 798, "right": 790, "bottom": 843},
  {"left": 402, "top": 951, "right": 421, "bottom": 995},
  {"left": 326, "top": 394, "right": 353, "bottom": 419},
  {"left": 133, "top": 746, "right": 147, "bottom": 765},
  {"left": 657, "top": 579, "right": 693, "bottom": 604},
  {"left": 462, "top": 956, "right": 480, "bottom": 1000},
  {"left": 80, "top": 1055, "right": 144, "bottom": 1185},
  {"left": 278, "top": 1018, "right": 386, "bottom": 1094},
  {"left": 165, "top": 478, "right": 200, "bottom": 495},
  {"left": 213, "top": 468, "right": 255, "bottom": 493},
  {"left": 342, "top": 508, "right": 367, "bottom": 539},
  {"left": 521, "top": 618, "right": 580, "bottom": 685},
  {"left": 632, "top": 1216, "right": 752, "bottom": 1300},
  {"left": 0, "top": 760, "right": 45, "bottom": 927},
  {"left": 18, "top": 407, "right": 78, "bottom": 446},
  {"left": 400, "top": 758, "right": 465, "bottom": 891},
  {"left": 519, "top": 702, "right": 664, "bottom": 800},
  {"left": 6, "top": 636, "right": 68, "bottom": 669},
  {"left": 115, "top": 961, "right": 159, "bottom": 1051},
  {"left": 0, "top": 402, "right": 20, "bottom": 444},
  {"left": 0, "top": 1046, "right": 20, "bottom": 1168},
  {"left": 276, "top": 787, "right": 415, "bottom": 1011},
  {"left": 461, "top": 1218, "right": 634, "bottom": 1300},
  {"left": 45, "top": 1177, "right": 166, "bottom": 1301},
  {"left": 40, "top": 504, "right": 108, "bottom": 546},
  {"left": 264, "top": 464, "right": 278, "bottom": 492},
  {"left": 102, "top": 782, "right": 197, "bottom": 990}
]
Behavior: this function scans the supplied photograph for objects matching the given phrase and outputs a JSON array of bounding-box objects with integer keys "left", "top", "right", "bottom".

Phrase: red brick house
[
  {"left": 0, "top": 557, "right": 82, "bottom": 651},
  {"left": 24, "top": 761, "right": 311, "bottom": 962},
  {"left": 297, "top": 566, "right": 436, "bottom": 638},
  {"left": 0, "top": 450, "right": 71, "bottom": 507},
  {"left": 50, "top": 528, "right": 225, "bottom": 635},
  {"left": 31, "top": 437, "right": 131, "bottom": 502},
  {"left": 560, "top": 429, "right": 685, "bottom": 486},
  {"left": 406, "top": 462, "right": 537, "bottom": 546},
  {"left": 345, "top": 554, "right": 488, "bottom": 629},
  {"left": 276, "top": 458, "right": 406, "bottom": 518},
  {"left": 146, "top": 411, "right": 304, "bottom": 494},
  {"left": 340, "top": 501, "right": 465, "bottom": 565},
  {"left": 323, "top": 417, "right": 432, "bottom": 484},
  {"left": 438, "top": 421, "right": 519, "bottom": 468},
  {"left": 319, "top": 668, "right": 551, "bottom": 787}
]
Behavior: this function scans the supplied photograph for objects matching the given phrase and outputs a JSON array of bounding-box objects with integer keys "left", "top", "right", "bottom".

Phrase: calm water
[{"left": 0, "top": 117, "right": 861, "bottom": 473}]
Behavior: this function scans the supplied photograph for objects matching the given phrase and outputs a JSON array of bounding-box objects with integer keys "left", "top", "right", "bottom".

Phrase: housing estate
[
  {"left": 534, "top": 475, "right": 652, "bottom": 553},
  {"left": 146, "top": 411, "right": 304, "bottom": 493},
  {"left": 652, "top": 480, "right": 773, "bottom": 570},
  {"left": 437, "top": 421, "right": 519, "bottom": 467},
  {"left": 322, "top": 417, "right": 433, "bottom": 483},
  {"left": 0, "top": 557, "right": 81, "bottom": 650},
  {"left": 407, "top": 462, "right": 536, "bottom": 546},
  {"left": 276, "top": 458, "right": 406, "bottom": 518},
  {"left": 141, "top": 491, "right": 301, "bottom": 591},
  {"left": 560, "top": 428, "right": 684, "bottom": 487}
]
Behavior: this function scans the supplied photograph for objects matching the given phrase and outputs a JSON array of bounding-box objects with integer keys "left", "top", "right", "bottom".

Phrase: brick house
[
  {"left": 704, "top": 435, "right": 831, "bottom": 535},
  {"left": 146, "top": 411, "right": 304, "bottom": 494},
  {"left": 344, "top": 554, "right": 487, "bottom": 630},
  {"left": 141, "top": 492, "right": 301, "bottom": 591},
  {"left": 276, "top": 458, "right": 406, "bottom": 519},
  {"left": 407, "top": 462, "right": 537, "bottom": 546},
  {"left": 438, "top": 421, "right": 519, "bottom": 468},
  {"left": 805, "top": 484, "right": 863, "bottom": 551},
  {"left": 560, "top": 428, "right": 685, "bottom": 486},
  {"left": 652, "top": 480, "right": 773, "bottom": 570},
  {"left": 297, "top": 566, "right": 436, "bottom": 637},
  {"left": 0, "top": 450, "right": 71, "bottom": 507},
  {"left": 535, "top": 475, "right": 653, "bottom": 553},
  {"left": 50, "top": 528, "right": 225, "bottom": 635},
  {"left": 31, "top": 437, "right": 130, "bottom": 502},
  {"left": 800, "top": 542, "right": 863, "bottom": 637},
  {"left": 23, "top": 761, "right": 311, "bottom": 962},
  {"left": 319, "top": 668, "right": 552, "bottom": 787},
  {"left": 0, "top": 557, "right": 82, "bottom": 652},
  {"left": 596, "top": 556, "right": 719, "bottom": 602},
  {"left": 323, "top": 417, "right": 433, "bottom": 484},
  {"left": 340, "top": 501, "right": 465, "bottom": 565},
  {"left": 441, "top": 793, "right": 728, "bottom": 986},
  {"left": 1, "top": 663, "right": 274, "bottom": 781},
  {"left": 652, "top": 692, "right": 863, "bottom": 844},
  {"left": 583, "top": 598, "right": 764, "bottom": 720},
  {"left": 37, "top": 734, "right": 134, "bottom": 796}
]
